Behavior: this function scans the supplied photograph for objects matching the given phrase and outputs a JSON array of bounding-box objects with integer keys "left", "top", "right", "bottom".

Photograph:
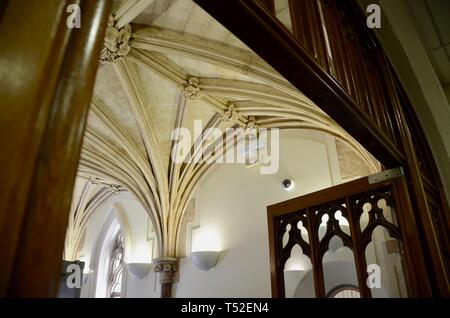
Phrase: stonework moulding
[
  {"left": 153, "top": 257, "right": 179, "bottom": 284},
  {"left": 183, "top": 77, "right": 202, "bottom": 100},
  {"left": 100, "top": 15, "right": 132, "bottom": 63},
  {"left": 221, "top": 103, "right": 240, "bottom": 124}
]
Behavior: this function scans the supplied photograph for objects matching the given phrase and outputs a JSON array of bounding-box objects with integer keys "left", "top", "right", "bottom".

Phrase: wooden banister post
[{"left": 0, "top": 0, "right": 112, "bottom": 297}]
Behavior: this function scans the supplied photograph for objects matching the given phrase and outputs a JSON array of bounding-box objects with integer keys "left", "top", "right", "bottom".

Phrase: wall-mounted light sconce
[
  {"left": 190, "top": 251, "right": 221, "bottom": 271},
  {"left": 127, "top": 263, "right": 152, "bottom": 279}
]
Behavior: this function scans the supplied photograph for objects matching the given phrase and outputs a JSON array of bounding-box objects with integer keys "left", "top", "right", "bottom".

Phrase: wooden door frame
[{"left": 267, "top": 175, "right": 432, "bottom": 297}]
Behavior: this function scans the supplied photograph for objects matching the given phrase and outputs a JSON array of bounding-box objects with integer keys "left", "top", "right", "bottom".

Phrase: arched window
[
  {"left": 327, "top": 285, "right": 360, "bottom": 298},
  {"left": 106, "top": 232, "right": 124, "bottom": 298}
]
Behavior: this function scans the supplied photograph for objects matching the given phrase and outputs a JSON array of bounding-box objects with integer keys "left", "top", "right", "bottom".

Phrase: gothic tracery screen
[
  {"left": 107, "top": 232, "right": 124, "bottom": 298},
  {"left": 268, "top": 176, "right": 419, "bottom": 298}
]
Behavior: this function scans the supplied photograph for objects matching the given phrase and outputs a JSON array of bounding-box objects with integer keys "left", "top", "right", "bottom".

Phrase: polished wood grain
[
  {"left": 0, "top": 0, "right": 71, "bottom": 296},
  {"left": 290, "top": 0, "right": 329, "bottom": 70},
  {"left": 257, "top": 0, "right": 275, "bottom": 14},
  {"left": 396, "top": 82, "right": 450, "bottom": 283},
  {"left": 267, "top": 208, "right": 281, "bottom": 297},
  {"left": 0, "top": 0, "right": 8, "bottom": 21},
  {"left": 0, "top": 0, "right": 112, "bottom": 297}
]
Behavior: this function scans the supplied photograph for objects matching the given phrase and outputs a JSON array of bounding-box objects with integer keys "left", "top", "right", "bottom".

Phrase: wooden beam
[
  {"left": 193, "top": 0, "right": 404, "bottom": 168},
  {"left": 257, "top": 0, "right": 275, "bottom": 14}
]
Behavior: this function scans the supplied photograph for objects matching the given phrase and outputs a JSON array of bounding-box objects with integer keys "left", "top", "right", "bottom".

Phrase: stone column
[{"left": 153, "top": 257, "right": 179, "bottom": 298}]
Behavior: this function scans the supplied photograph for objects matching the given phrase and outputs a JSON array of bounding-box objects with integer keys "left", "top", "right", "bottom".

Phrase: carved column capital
[
  {"left": 183, "top": 77, "right": 202, "bottom": 100},
  {"left": 153, "top": 257, "right": 179, "bottom": 284},
  {"left": 88, "top": 177, "right": 101, "bottom": 186},
  {"left": 106, "top": 184, "right": 120, "bottom": 195},
  {"left": 221, "top": 103, "right": 240, "bottom": 124},
  {"left": 88, "top": 178, "right": 121, "bottom": 195},
  {"left": 100, "top": 15, "right": 132, "bottom": 63}
]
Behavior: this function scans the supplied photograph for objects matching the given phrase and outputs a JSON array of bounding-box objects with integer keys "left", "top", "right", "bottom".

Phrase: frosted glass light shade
[
  {"left": 190, "top": 251, "right": 220, "bottom": 271},
  {"left": 127, "top": 263, "right": 151, "bottom": 279}
]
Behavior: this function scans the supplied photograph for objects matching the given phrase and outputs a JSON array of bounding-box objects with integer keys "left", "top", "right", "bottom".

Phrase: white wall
[
  {"left": 124, "top": 266, "right": 160, "bottom": 298},
  {"left": 173, "top": 130, "right": 342, "bottom": 297},
  {"left": 78, "top": 194, "right": 159, "bottom": 298},
  {"left": 77, "top": 130, "right": 386, "bottom": 298},
  {"left": 76, "top": 129, "right": 396, "bottom": 298}
]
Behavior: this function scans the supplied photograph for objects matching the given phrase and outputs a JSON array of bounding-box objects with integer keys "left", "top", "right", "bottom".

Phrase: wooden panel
[
  {"left": 268, "top": 175, "right": 433, "bottom": 297},
  {"left": 0, "top": 0, "right": 9, "bottom": 21},
  {"left": 289, "top": 0, "right": 329, "bottom": 69},
  {"left": 317, "top": 0, "right": 400, "bottom": 146},
  {"left": 378, "top": 54, "right": 450, "bottom": 296},
  {"left": 393, "top": 76, "right": 450, "bottom": 295},
  {"left": 257, "top": 0, "right": 274, "bottom": 14},
  {"left": 390, "top": 178, "right": 434, "bottom": 296},
  {"left": 267, "top": 211, "right": 281, "bottom": 297}
]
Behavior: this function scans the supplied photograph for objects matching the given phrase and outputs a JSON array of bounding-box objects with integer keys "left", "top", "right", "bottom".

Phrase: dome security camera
[{"left": 282, "top": 179, "right": 294, "bottom": 191}]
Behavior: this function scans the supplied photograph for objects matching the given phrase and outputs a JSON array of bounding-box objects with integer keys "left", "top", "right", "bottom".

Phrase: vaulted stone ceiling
[{"left": 64, "top": 0, "right": 379, "bottom": 260}]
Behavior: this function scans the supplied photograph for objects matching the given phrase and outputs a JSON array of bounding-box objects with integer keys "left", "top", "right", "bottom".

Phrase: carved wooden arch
[
  {"left": 278, "top": 213, "right": 311, "bottom": 269},
  {"left": 313, "top": 202, "right": 353, "bottom": 262},
  {"left": 268, "top": 175, "right": 431, "bottom": 297},
  {"left": 354, "top": 190, "right": 402, "bottom": 250}
]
